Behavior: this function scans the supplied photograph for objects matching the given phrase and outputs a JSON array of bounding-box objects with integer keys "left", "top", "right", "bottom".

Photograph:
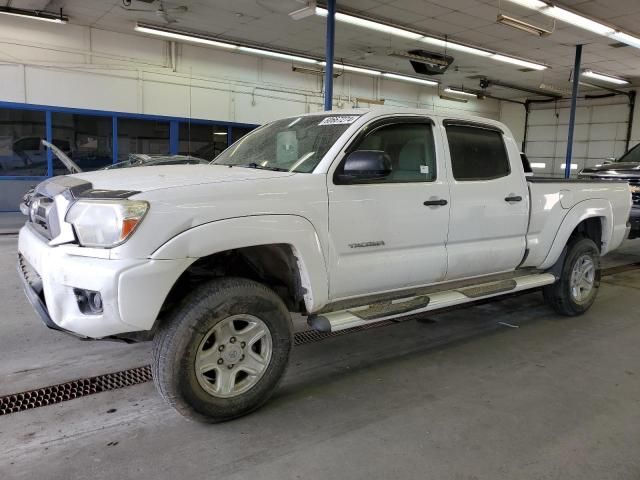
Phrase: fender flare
[
  {"left": 150, "top": 215, "right": 329, "bottom": 312},
  {"left": 539, "top": 199, "right": 612, "bottom": 270}
]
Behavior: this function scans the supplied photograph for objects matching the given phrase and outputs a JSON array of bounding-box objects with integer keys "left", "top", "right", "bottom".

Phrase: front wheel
[
  {"left": 543, "top": 237, "right": 601, "bottom": 316},
  {"left": 152, "top": 277, "right": 292, "bottom": 423}
]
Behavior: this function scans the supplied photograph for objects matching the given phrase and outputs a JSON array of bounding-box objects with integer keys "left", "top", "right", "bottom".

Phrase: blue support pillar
[
  {"left": 169, "top": 120, "right": 179, "bottom": 155},
  {"left": 323, "top": 0, "right": 336, "bottom": 111},
  {"left": 45, "top": 111, "right": 52, "bottom": 177},
  {"left": 565, "top": 44, "right": 582, "bottom": 178}
]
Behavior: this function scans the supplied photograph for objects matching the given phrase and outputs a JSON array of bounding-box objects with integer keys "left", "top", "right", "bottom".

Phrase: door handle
[
  {"left": 504, "top": 195, "right": 523, "bottom": 202},
  {"left": 423, "top": 199, "right": 448, "bottom": 206}
]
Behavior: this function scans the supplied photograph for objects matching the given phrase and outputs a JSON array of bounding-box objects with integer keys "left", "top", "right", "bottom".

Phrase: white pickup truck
[{"left": 18, "top": 109, "right": 631, "bottom": 422}]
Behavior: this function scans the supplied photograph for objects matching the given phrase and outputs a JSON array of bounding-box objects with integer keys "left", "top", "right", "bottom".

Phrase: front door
[
  {"left": 442, "top": 121, "right": 529, "bottom": 280},
  {"left": 327, "top": 117, "right": 450, "bottom": 301}
]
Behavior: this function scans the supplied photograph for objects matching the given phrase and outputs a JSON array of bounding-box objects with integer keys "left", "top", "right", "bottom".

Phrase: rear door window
[{"left": 445, "top": 124, "right": 510, "bottom": 181}]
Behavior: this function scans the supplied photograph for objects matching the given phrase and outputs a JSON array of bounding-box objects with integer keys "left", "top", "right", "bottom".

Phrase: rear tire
[
  {"left": 152, "top": 277, "right": 292, "bottom": 423},
  {"left": 543, "top": 237, "right": 600, "bottom": 316}
]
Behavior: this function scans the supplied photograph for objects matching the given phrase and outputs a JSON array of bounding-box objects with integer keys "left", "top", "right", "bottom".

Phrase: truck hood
[
  {"left": 581, "top": 162, "right": 640, "bottom": 176},
  {"left": 71, "top": 164, "right": 295, "bottom": 192}
]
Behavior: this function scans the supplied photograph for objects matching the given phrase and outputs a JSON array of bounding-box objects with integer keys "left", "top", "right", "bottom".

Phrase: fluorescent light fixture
[
  {"left": 421, "top": 37, "right": 493, "bottom": 56},
  {"left": 496, "top": 14, "right": 552, "bottom": 36},
  {"left": 582, "top": 70, "right": 629, "bottom": 85},
  {"left": 238, "top": 46, "right": 318, "bottom": 64},
  {"left": 504, "top": 0, "right": 640, "bottom": 50},
  {"left": 491, "top": 54, "right": 547, "bottom": 70},
  {"left": 383, "top": 73, "right": 438, "bottom": 86},
  {"left": 439, "top": 94, "right": 468, "bottom": 103},
  {"left": 444, "top": 87, "right": 478, "bottom": 98},
  {"left": 289, "top": 1, "right": 316, "bottom": 20},
  {"left": 315, "top": 7, "right": 546, "bottom": 70},
  {"left": 0, "top": 7, "right": 67, "bottom": 23},
  {"left": 530, "top": 162, "right": 546, "bottom": 168},
  {"left": 135, "top": 24, "right": 237, "bottom": 49},
  {"left": 213, "top": 132, "right": 228, "bottom": 136},
  {"left": 316, "top": 7, "right": 423, "bottom": 40},
  {"left": 320, "top": 62, "right": 381, "bottom": 75},
  {"left": 539, "top": 83, "right": 571, "bottom": 95},
  {"left": 609, "top": 31, "right": 640, "bottom": 49}
]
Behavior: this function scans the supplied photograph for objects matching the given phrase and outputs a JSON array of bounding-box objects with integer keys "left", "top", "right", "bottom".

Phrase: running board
[{"left": 308, "top": 273, "right": 556, "bottom": 333}]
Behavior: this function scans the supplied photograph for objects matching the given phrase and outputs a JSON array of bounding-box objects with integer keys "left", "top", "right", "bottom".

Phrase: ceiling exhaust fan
[{"left": 121, "top": 0, "right": 188, "bottom": 24}]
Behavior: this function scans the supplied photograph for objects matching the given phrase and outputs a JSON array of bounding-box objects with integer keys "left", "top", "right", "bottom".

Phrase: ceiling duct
[{"left": 390, "top": 49, "right": 454, "bottom": 75}]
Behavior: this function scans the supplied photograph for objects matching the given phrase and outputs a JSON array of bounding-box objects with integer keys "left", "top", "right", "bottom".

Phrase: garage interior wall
[{"left": 0, "top": 18, "right": 501, "bottom": 123}]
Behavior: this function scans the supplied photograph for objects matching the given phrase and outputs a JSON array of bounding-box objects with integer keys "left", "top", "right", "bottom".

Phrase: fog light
[{"left": 74, "top": 288, "right": 103, "bottom": 315}]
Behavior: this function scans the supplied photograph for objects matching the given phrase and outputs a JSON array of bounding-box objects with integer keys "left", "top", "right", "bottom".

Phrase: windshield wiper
[{"left": 237, "top": 162, "right": 288, "bottom": 172}]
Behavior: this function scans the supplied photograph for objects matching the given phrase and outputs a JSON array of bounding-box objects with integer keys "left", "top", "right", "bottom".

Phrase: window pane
[
  {"left": 51, "top": 113, "right": 113, "bottom": 175},
  {"left": 0, "top": 109, "right": 46, "bottom": 176},
  {"left": 179, "top": 123, "right": 227, "bottom": 160},
  {"left": 354, "top": 122, "right": 436, "bottom": 182},
  {"left": 231, "top": 126, "right": 255, "bottom": 143},
  {"left": 117, "top": 119, "right": 169, "bottom": 161},
  {"left": 446, "top": 125, "right": 510, "bottom": 181}
]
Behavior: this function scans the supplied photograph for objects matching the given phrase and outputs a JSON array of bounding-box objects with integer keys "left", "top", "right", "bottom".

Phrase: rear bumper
[{"left": 17, "top": 224, "right": 193, "bottom": 339}]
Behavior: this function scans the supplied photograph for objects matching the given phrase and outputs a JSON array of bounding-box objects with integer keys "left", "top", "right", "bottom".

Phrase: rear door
[
  {"left": 327, "top": 117, "right": 450, "bottom": 300},
  {"left": 443, "top": 120, "right": 529, "bottom": 280}
]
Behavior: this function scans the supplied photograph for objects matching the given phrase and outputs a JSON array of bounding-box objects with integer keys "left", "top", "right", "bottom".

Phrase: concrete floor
[{"left": 1, "top": 235, "right": 640, "bottom": 480}]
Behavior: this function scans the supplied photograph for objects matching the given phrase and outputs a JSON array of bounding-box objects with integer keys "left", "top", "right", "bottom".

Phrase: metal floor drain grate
[
  {"left": 0, "top": 366, "right": 151, "bottom": 416},
  {"left": 2, "top": 262, "right": 638, "bottom": 416}
]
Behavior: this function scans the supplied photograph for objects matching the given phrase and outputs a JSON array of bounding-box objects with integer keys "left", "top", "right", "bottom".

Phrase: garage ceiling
[{"left": 6, "top": 0, "right": 640, "bottom": 98}]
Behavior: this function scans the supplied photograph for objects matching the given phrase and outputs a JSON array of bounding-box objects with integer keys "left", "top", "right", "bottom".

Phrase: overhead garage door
[{"left": 524, "top": 96, "right": 631, "bottom": 176}]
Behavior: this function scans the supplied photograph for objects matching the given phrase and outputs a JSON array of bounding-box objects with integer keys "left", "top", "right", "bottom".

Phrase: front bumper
[{"left": 18, "top": 224, "right": 193, "bottom": 339}]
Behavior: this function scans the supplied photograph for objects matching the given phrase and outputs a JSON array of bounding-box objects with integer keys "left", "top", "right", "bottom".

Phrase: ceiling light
[
  {"left": 238, "top": 46, "right": 318, "bottom": 64},
  {"left": 530, "top": 162, "right": 546, "bottom": 168},
  {"left": 315, "top": 7, "right": 546, "bottom": 70},
  {"left": 491, "top": 54, "right": 547, "bottom": 70},
  {"left": 609, "top": 31, "right": 640, "bottom": 49},
  {"left": 316, "top": 7, "right": 423, "bottom": 40},
  {"left": 559, "top": 163, "right": 578, "bottom": 170},
  {"left": 0, "top": 6, "right": 67, "bottom": 23},
  {"left": 582, "top": 70, "right": 629, "bottom": 85},
  {"left": 213, "top": 132, "right": 228, "bottom": 136},
  {"left": 289, "top": 1, "right": 317, "bottom": 20},
  {"left": 383, "top": 73, "right": 439, "bottom": 86},
  {"left": 439, "top": 94, "right": 468, "bottom": 103},
  {"left": 544, "top": 6, "right": 614, "bottom": 36},
  {"left": 421, "top": 37, "right": 493, "bottom": 56},
  {"left": 444, "top": 87, "right": 478, "bottom": 98},
  {"left": 497, "top": 14, "right": 552, "bottom": 36},
  {"left": 538, "top": 83, "right": 571, "bottom": 94},
  {"left": 320, "top": 62, "right": 381, "bottom": 75},
  {"left": 504, "top": 0, "right": 640, "bottom": 49},
  {"left": 135, "top": 24, "right": 237, "bottom": 49}
]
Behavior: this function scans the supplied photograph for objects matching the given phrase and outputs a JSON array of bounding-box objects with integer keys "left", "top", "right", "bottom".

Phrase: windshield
[
  {"left": 617, "top": 143, "right": 640, "bottom": 163},
  {"left": 212, "top": 114, "right": 361, "bottom": 172}
]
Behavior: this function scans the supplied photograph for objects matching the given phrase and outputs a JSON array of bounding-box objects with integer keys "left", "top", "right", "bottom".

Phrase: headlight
[{"left": 65, "top": 199, "right": 149, "bottom": 248}]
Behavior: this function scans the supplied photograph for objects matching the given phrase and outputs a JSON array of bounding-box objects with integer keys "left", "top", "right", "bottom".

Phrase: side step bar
[{"left": 308, "top": 273, "right": 556, "bottom": 333}]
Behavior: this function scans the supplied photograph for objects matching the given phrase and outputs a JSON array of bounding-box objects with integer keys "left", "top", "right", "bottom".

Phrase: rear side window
[{"left": 445, "top": 124, "right": 510, "bottom": 181}]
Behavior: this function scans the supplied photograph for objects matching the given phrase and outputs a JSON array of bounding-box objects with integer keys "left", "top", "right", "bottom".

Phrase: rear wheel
[
  {"left": 543, "top": 237, "right": 600, "bottom": 316},
  {"left": 152, "top": 277, "right": 292, "bottom": 423}
]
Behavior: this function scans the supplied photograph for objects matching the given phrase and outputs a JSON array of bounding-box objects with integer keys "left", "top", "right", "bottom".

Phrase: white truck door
[
  {"left": 327, "top": 117, "right": 450, "bottom": 300},
  {"left": 442, "top": 120, "right": 529, "bottom": 280}
]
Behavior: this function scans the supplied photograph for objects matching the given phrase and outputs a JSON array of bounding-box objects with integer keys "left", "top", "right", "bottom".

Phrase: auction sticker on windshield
[{"left": 318, "top": 116, "right": 360, "bottom": 125}]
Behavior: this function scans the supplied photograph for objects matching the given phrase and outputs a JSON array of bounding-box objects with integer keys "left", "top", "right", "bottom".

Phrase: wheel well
[
  {"left": 158, "top": 244, "right": 307, "bottom": 319},
  {"left": 569, "top": 217, "right": 603, "bottom": 250}
]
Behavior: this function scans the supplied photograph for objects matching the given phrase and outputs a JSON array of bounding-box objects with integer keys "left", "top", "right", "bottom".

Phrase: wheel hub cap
[
  {"left": 194, "top": 314, "right": 273, "bottom": 399},
  {"left": 570, "top": 254, "right": 596, "bottom": 303}
]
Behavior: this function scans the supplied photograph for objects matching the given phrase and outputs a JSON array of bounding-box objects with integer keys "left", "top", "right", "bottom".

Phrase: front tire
[
  {"left": 543, "top": 237, "right": 601, "bottom": 316},
  {"left": 152, "top": 277, "right": 292, "bottom": 423}
]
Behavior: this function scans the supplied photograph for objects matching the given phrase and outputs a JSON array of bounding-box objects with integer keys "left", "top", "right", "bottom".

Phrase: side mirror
[{"left": 336, "top": 150, "right": 392, "bottom": 183}]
